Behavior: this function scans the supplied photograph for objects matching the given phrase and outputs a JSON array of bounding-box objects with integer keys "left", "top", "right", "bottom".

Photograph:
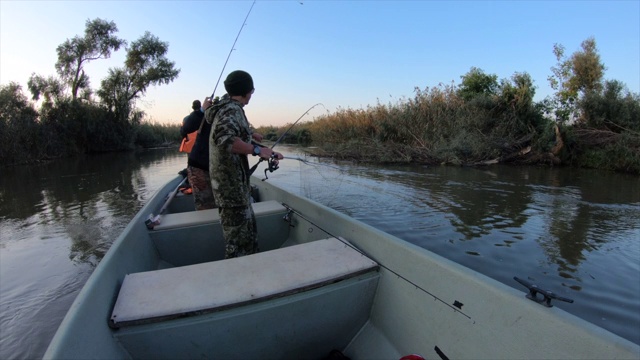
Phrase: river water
[{"left": 0, "top": 147, "right": 638, "bottom": 359}]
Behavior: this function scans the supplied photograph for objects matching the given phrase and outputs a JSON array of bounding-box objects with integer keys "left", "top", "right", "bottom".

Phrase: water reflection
[
  {"left": 530, "top": 169, "right": 640, "bottom": 278},
  {"left": 434, "top": 168, "right": 532, "bottom": 240},
  {"left": 328, "top": 164, "right": 638, "bottom": 279},
  {"left": 0, "top": 150, "right": 185, "bottom": 266}
]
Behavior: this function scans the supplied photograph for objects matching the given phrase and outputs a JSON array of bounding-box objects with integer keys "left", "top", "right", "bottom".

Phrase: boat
[{"left": 44, "top": 173, "right": 640, "bottom": 359}]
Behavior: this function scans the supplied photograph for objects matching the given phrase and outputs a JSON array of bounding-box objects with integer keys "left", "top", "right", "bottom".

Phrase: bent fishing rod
[
  {"left": 249, "top": 103, "right": 325, "bottom": 179},
  {"left": 209, "top": 0, "right": 256, "bottom": 100},
  {"left": 260, "top": 155, "right": 345, "bottom": 181}
]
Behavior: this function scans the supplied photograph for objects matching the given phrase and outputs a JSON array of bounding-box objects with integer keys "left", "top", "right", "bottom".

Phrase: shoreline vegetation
[
  {"left": 1, "top": 19, "right": 638, "bottom": 174},
  {"left": 257, "top": 78, "right": 640, "bottom": 174}
]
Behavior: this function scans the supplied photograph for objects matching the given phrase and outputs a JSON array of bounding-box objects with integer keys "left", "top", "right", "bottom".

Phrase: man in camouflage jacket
[{"left": 206, "top": 70, "right": 283, "bottom": 258}]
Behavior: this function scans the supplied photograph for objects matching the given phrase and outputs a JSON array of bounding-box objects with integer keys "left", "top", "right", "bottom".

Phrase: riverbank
[
  {"left": 257, "top": 83, "right": 640, "bottom": 175},
  {"left": 304, "top": 130, "right": 639, "bottom": 175}
]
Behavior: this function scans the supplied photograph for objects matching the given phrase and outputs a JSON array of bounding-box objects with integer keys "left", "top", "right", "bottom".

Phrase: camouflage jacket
[{"left": 206, "top": 96, "right": 253, "bottom": 208}]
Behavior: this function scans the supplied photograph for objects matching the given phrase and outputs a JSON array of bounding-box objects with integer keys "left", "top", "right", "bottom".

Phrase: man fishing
[
  {"left": 180, "top": 97, "right": 215, "bottom": 210},
  {"left": 206, "top": 70, "right": 283, "bottom": 258}
]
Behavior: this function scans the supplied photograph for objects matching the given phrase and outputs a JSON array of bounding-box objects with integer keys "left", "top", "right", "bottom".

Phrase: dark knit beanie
[
  {"left": 224, "top": 70, "right": 254, "bottom": 96},
  {"left": 192, "top": 100, "right": 201, "bottom": 111}
]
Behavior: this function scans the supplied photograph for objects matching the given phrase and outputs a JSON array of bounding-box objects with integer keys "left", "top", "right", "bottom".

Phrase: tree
[
  {"left": 457, "top": 67, "right": 499, "bottom": 101},
  {"left": 580, "top": 80, "right": 640, "bottom": 131},
  {"left": 569, "top": 38, "right": 605, "bottom": 95},
  {"left": 27, "top": 73, "right": 65, "bottom": 105},
  {"left": 0, "top": 83, "right": 40, "bottom": 163},
  {"left": 498, "top": 72, "right": 536, "bottom": 113},
  {"left": 0, "top": 82, "right": 38, "bottom": 125},
  {"left": 547, "top": 37, "right": 606, "bottom": 123},
  {"left": 497, "top": 72, "right": 548, "bottom": 135},
  {"left": 55, "top": 18, "right": 125, "bottom": 100},
  {"left": 98, "top": 31, "right": 180, "bottom": 123}
]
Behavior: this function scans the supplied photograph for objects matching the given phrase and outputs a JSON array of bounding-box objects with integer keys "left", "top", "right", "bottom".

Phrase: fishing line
[
  {"left": 288, "top": 154, "right": 346, "bottom": 207},
  {"left": 284, "top": 156, "right": 343, "bottom": 171},
  {"left": 210, "top": 0, "right": 257, "bottom": 99},
  {"left": 251, "top": 103, "right": 327, "bottom": 177},
  {"left": 281, "top": 203, "right": 474, "bottom": 321}
]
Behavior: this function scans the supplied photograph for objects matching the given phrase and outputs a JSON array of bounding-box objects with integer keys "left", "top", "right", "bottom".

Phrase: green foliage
[
  {"left": 547, "top": 37, "right": 606, "bottom": 123},
  {"left": 560, "top": 80, "right": 640, "bottom": 173},
  {"left": 254, "top": 125, "right": 279, "bottom": 141},
  {"left": 253, "top": 123, "right": 313, "bottom": 145},
  {"left": 457, "top": 67, "right": 499, "bottom": 101},
  {"left": 495, "top": 72, "right": 547, "bottom": 135},
  {"left": 134, "top": 122, "right": 182, "bottom": 148},
  {"left": 97, "top": 68, "right": 133, "bottom": 122},
  {"left": 27, "top": 74, "right": 65, "bottom": 105},
  {"left": 1, "top": 18, "right": 194, "bottom": 167},
  {"left": 296, "top": 128, "right": 312, "bottom": 146},
  {"left": 264, "top": 130, "right": 278, "bottom": 141},
  {"left": 55, "top": 18, "right": 125, "bottom": 100},
  {"left": 0, "top": 83, "right": 37, "bottom": 124},
  {"left": 548, "top": 43, "right": 577, "bottom": 122},
  {"left": 579, "top": 80, "right": 640, "bottom": 132},
  {"left": 567, "top": 132, "right": 640, "bottom": 174},
  {"left": 98, "top": 32, "right": 180, "bottom": 123},
  {"left": 497, "top": 72, "right": 536, "bottom": 113},
  {"left": 38, "top": 99, "right": 87, "bottom": 154},
  {"left": 569, "top": 38, "right": 605, "bottom": 94},
  {"left": 0, "top": 83, "right": 40, "bottom": 165},
  {"left": 305, "top": 76, "right": 561, "bottom": 166},
  {"left": 0, "top": 83, "right": 180, "bottom": 166},
  {"left": 532, "top": 121, "right": 561, "bottom": 153}
]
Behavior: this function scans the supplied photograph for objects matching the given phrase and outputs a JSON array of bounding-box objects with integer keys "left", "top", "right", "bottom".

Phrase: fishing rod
[
  {"left": 270, "top": 103, "right": 324, "bottom": 149},
  {"left": 209, "top": 0, "right": 256, "bottom": 100},
  {"left": 249, "top": 103, "right": 325, "bottom": 178},
  {"left": 257, "top": 155, "right": 344, "bottom": 181}
]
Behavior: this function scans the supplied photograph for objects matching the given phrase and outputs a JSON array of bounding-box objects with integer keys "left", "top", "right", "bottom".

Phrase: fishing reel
[{"left": 263, "top": 154, "right": 280, "bottom": 181}]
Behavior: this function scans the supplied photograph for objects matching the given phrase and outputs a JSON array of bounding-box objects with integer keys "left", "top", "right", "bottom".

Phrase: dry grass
[{"left": 305, "top": 84, "right": 544, "bottom": 166}]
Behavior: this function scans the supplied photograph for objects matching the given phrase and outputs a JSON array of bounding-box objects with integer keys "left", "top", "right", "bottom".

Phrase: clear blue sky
[{"left": 1, "top": 0, "right": 639, "bottom": 127}]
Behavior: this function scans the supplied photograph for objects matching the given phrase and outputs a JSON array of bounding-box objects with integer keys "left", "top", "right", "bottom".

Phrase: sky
[{"left": 1, "top": 0, "right": 639, "bottom": 128}]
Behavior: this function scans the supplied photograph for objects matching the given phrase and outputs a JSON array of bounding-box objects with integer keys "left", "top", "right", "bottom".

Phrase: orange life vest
[{"left": 179, "top": 131, "right": 198, "bottom": 153}]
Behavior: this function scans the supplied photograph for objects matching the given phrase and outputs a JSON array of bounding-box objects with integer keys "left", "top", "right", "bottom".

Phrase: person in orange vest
[{"left": 180, "top": 97, "right": 216, "bottom": 210}]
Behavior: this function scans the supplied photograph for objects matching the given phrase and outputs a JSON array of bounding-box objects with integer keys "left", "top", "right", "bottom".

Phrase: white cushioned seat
[
  {"left": 110, "top": 238, "right": 378, "bottom": 328},
  {"left": 153, "top": 200, "right": 286, "bottom": 231}
]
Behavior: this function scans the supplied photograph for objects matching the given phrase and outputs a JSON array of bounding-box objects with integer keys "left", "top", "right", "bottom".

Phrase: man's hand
[
  {"left": 258, "top": 147, "right": 283, "bottom": 160},
  {"left": 252, "top": 133, "right": 264, "bottom": 142},
  {"left": 202, "top": 97, "right": 213, "bottom": 110}
]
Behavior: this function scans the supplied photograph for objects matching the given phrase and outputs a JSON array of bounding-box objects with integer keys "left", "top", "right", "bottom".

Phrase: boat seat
[
  {"left": 148, "top": 200, "right": 290, "bottom": 266},
  {"left": 109, "top": 238, "right": 379, "bottom": 328},
  {"left": 152, "top": 200, "right": 285, "bottom": 231}
]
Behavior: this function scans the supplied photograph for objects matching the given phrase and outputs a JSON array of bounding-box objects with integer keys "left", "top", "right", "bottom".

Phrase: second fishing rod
[
  {"left": 249, "top": 103, "right": 325, "bottom": 179},
  {"left": 181, "top": 0, "right": 256, "bottom": 153},
  {"left": 177, "top": 1, "right": 259, "bottom": 212},
  {"left": 209, "top": 0, "right": 256, "bottom": 102},
  {"left": 207, "top": 1, "right": 320, "bottom": 180}
]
